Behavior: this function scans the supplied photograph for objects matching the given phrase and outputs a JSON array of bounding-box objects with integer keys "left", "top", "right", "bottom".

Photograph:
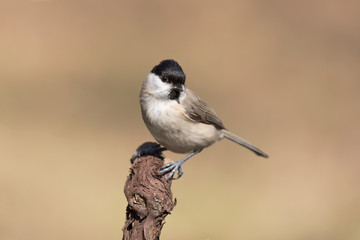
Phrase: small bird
[{"left": 138, "top": 59, "right": 268, "bottom": 180}]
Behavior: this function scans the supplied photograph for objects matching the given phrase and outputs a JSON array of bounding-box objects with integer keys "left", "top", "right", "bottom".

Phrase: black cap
[{"left": 151, "top": 59, "right": 186, "bottom": 85}]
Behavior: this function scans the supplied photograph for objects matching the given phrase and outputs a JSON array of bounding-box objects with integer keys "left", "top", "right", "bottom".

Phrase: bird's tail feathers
[{"left": 221, "top": 129, "right": 268, "bottom": 158}]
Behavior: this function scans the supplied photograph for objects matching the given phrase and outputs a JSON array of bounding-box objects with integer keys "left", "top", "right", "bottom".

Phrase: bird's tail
[{"left": 221, "top": 129, "right": 268, "bottom": 158}]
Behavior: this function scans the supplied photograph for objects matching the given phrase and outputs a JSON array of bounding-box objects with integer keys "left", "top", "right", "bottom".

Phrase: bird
[{"left": 138, "top": 59, "right": 268, "bottom": 180}]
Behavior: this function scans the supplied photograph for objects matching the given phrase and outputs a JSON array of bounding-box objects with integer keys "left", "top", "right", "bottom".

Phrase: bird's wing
[{"left": 182, "top": 89, "right": 225, "bottom": 130}]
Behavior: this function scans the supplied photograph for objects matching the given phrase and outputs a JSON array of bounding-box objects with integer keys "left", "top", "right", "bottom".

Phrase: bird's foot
[
  {"left": 159, "top": 160, "right": 185, "bottom": 180},
  {"left": 131, "top": 142, "right": 166, "bottom": 163}
]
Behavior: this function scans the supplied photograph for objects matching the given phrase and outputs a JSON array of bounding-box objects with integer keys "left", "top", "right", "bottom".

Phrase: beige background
[{"left": 1, "top": 0, "right": 360, "bottom": 239}]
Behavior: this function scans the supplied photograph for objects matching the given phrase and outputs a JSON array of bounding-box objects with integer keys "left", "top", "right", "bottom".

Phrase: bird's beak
[{"left": 173, "top": 83, "right": 184, "bottom": 92}]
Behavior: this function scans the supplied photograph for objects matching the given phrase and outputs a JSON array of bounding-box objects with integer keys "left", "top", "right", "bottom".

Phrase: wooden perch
[{"left": 123, "top": 142, "right": 176, "bottom": 240}]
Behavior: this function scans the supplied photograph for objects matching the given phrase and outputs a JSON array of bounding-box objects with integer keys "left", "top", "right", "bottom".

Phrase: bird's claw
[{"left": 159, "top": 161, "right": 184, "bottom": 180}]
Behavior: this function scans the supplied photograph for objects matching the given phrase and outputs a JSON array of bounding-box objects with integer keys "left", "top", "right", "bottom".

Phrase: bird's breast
[{"left": 141, "top": 98, "right": 220, "bottom": 153}]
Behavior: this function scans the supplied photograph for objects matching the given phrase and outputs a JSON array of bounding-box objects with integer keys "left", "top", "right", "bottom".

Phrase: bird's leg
[
  {"left": 159, "top": 149, "right": 203, "bottom": 180},
  {"left": 130, "top": 142, "right": 167, "bottom": 163}
]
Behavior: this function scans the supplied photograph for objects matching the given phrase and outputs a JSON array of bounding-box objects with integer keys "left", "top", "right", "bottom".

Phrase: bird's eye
[{"left": 161, "top": 76, "right": 168, "bottom": 82}]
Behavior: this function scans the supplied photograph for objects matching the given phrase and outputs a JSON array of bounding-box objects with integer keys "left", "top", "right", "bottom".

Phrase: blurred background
[{"left": 1, "top": 0, "right": 360, "bottom": 239}]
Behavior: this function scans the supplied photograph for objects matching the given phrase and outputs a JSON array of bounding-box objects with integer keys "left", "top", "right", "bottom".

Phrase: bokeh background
[{"left": 1, "top": 0, "right": 360, "bottom": 239}]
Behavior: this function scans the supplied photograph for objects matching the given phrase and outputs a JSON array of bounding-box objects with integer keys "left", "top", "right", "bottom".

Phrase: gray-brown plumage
[{"left": 183, "top": 89, "right": 225, "bottom": 130}]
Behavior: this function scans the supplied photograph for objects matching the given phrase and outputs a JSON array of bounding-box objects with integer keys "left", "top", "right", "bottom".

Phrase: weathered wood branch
[{"left": 123, "top": 142, "right": 176, "bottom": 240}]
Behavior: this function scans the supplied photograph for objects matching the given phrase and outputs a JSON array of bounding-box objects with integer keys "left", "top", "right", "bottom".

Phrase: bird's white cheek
[
  {"left": 147, "top": 74, "right": 172, "bottom": 98},
  {"left": 148, "top": 76, "right": 161, "bottom": 90}
]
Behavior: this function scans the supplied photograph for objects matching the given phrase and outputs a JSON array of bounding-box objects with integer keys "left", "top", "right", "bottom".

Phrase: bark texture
[{"left": 123, "top": 144, "right": 175, "bottom": 240}]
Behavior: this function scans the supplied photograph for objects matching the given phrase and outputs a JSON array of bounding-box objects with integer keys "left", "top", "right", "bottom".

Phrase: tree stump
[{"left": 123, "top": 143, "right": 176, "bottom": 240}]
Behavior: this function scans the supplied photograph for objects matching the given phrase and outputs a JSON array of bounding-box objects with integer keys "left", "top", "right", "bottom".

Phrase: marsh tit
[{"left": 138, "top": 59, "right": 268, "bottom": 180}]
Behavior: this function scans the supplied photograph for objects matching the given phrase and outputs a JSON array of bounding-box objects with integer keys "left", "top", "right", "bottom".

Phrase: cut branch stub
[{"left": 123, "top": 153, "right": 175, "bottom": 240}]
